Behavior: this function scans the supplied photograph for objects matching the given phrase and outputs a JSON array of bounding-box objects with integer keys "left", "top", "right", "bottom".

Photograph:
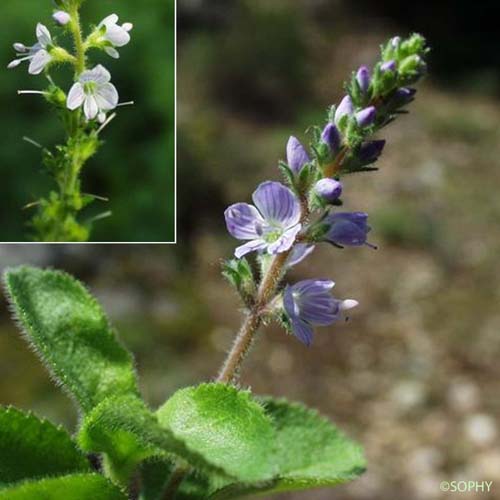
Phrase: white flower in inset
[
  {"left": 8, "top": 23, "right": 53, "bottom": 75},
  {"left": 98, "top": 14, "right": 133, "bottom": 58},
  {"left": 67, "top": 65, "right": 119, "bottom": 121}
]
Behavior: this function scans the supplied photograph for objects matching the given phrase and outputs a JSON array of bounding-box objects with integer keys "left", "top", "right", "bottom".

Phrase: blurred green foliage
[{"left": 0, "top": 0, "right": 174, "bottom": 241}]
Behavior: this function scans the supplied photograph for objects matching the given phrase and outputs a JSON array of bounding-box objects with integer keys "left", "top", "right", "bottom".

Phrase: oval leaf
[
  {"left": 0, "top": 406, "right": 90, "bottom": 486},
  {"left": 3, "top": 266, "right": 139, "bottom": 412},
  {"left": 212, "top": 397, "right": 366, "bottom": 498},
  {"left": 157, "top": 383, "right": 277, "bottom": 483}
]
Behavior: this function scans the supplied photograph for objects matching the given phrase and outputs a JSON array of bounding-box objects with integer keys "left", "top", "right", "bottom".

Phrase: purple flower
[
  {"left": 286, "top": 136, "right": 310, "bottom": 174},
  {"left": 321, "top": 123, "right": 341, "bottom": 153},
  {"left": 355, "top": 106, "right": 376, "bottom": 127},
  {"left": 283, "top": 279, "right": 358, "bottom": 345},
  {"left": 324, "top": 212, "right": 374, "bottom": 247},
  {"left": 381, "top": 60, "right": 397, "bottom": 72},
  {"left": 359, "top": 140, "right": 385, "bottom": 163},
  {"left": 356, "top": 65, "right": 371, "bottom": 93},
  {"left": 225, "top": 181, "right": 302, "bottom": 258},
  {"left": 314, "top": 178, "right": 342, "bottom": 202},
  {"left": 334, "top": 95, "right": 354, "bottom": 125}
]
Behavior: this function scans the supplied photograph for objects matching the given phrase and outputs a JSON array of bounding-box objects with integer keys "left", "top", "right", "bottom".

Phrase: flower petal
[
  {"left": 28, "top": 50, "right": 51, "bottom": 75},
  {"left": 234, "top": 239, "right": 267, "bottom": 259},
  {"left": 81, "top": 64, "right": 111, "bottom": 84},
  {"left": 267, "top": 224, "right": 301, "bottom": 254},
  {"left": 290, "top": 319, "right": 314, "bottom": 346},
  {"left": 36, "top": 23, "right": 52, "bottom": 47},
  {"left": 252, "top": 181, "right": 300, "bottom": 228},
  {"left": 83, "top": 95, "right": 99, "bottom": 120},
  {"left": 67, "top": 82, "right": 85, "bottom": 110},
  {"left": 225, "top": 203, "right": 264, "bottom": 240},
  {"left": 287, "top": 244, "right": 315, "bottom": 268},
  {"left": 95, "top": 83, "right": 119, "bottom": 110},
  {"left": 100, "top": 14, "right": 119, "bottom": 27},
  {"left": 105, "top": 47, "right": 120, "bottom": 59},
  {"left": 105, "top": 25, "right": 131, "bottom": 47}
]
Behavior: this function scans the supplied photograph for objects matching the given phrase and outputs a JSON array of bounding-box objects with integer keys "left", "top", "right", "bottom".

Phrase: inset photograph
[{"left": 1, "top": 0, "right": 175, "bottom": 242}]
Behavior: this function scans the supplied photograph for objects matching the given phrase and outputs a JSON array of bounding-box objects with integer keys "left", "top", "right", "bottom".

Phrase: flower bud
[
  {"left": 314, "top": 178, "right": 342, "bottom": 202},
  {"left": 324, "top": 212, "right": 373, "bottom": 247},
  {"left": 13, "top": 42, "right": 27, "bottom": 52},
  {"left": 391, "top": 36, "right": 401, "bottom": 48},
  {"left": 381, "top": 60, "right": 396, "bottom": 72},
  {"left": 355, "top": 106, "right": 376, "bottom": 127},
  {"left": 53, "top": 11, "right": 71, "bottom": 26},
  {"left": 391, "top": 87, "right": 417, "bottom": 107},
  {"left": 334, "top": 95, "right": 354, "bottom": 125},
  {"left": 286, "top": 136, "right": 310, "bottom": 174},
  {"left": 359, "top": 140, "right": 385, "bottom": 163},
  {"left": 320, "top": 123, "right": 341, "bottom": 154},
  {"left": 356, "top": 66, "right": 370, "bottom": 93}
]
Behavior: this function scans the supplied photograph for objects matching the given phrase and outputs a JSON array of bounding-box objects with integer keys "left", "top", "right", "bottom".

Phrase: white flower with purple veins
[
  {"left": 8, "top": 23, "right": 53, "bottom": 75},
  {"left": 225, "top": 181, "right": 302, "bottom": 258},
  {"left": 67, "top": 65, "right": 119, "bottom": 121},
  {"left": 98, "top": 14, "right": 133, "bottom": 59},
  {"left": 283, "top": 279, "right": 358, "bottom": 346}
]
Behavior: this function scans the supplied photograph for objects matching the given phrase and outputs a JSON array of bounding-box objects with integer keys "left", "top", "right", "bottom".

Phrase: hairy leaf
[
  {"left": 4, "top": 266, "right": 139, "bottom": 412},
  {"left": 211, "top": 397, "right": 366, "bottom": 498},
  {"left": 78, "top": 395, "right": 229, "bottom": 485},
  {"left": 0, "top": 473, "right": 126, "bottom": 500},
  {"left": 0, "top": 406, "right": 90, "bottom": 486},
  {"left": 157, "top": 383, "right": 277, "bottom": 483}
]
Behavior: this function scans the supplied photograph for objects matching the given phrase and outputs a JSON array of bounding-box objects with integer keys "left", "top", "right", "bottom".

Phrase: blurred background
[
  {"left": 1, "top": 0, "right": 500, "bottom": 499},
  {"left": 0, "top": 0, "right": 175, "bottom": 241}
]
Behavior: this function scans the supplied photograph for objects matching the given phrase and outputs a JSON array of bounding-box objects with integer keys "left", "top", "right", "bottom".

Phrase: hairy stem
[
  {"left": 68, "top": 5, "right": 86, "bottom": 76},
  {"left": 217, "top": 250, "right": 290, "bottom": 383}
]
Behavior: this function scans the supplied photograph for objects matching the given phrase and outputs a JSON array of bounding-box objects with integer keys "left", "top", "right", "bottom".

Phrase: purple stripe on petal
[
  {"left": 291, "top": 319, "right": 313, "bottom": 346},
  {"left": 252, "top": 181, "right": 301, "bottom": 228},
  {"left": 224, "top": 203, "right": 264, "bottom": 240}
]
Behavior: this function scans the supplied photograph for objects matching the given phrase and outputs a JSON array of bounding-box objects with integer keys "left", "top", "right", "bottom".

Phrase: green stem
[{"left": 68, "top": 4, "right": 86, "bottom": 76}]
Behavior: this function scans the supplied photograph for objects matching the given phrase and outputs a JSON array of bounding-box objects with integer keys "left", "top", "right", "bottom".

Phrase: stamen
[
  {"left": 117, "top": 101, "right": 134, "bottom": 107},
  {"left": 22, "top": 136, "right": 43, "bottom": 148},
  {"left": 97, "top": 112, "right": 117, "bottom": 133},
  {"left": 18, "top": 90, "right": 46, "bottom": 95}
]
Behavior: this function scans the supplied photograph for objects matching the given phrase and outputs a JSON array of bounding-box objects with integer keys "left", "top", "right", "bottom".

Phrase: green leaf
[
  {"left": 3, "top": 266, "right": 139, "bottom": 412},
  {"left": 212, "top": 397, "right": 366, "bottom": 498},
  {"left": 0, "top": 474, "right": 126, "bottom": 500},
  {"left": 156, "top": 383, "right": 277, "bottom": 483},
  {"left": 78, "top": 395, "right": 229, "bottom": 486},
  {"left": 0, "top": 406, "right": 90, "bottom": 487}
]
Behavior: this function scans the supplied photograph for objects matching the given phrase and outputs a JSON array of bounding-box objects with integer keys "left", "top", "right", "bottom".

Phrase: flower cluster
[
  {"left": 223, "top": 34, "right": 429, "bottom": 345},
  {"left": 7, "top": 3, "right": 133, "bottom": 241}
]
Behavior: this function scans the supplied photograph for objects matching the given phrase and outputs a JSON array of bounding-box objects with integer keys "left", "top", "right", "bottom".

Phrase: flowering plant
[
  {"left": 1, "top": 33, "right": 429, "bottom": 499},
  {"left": 8, "top": 0, "right": 133, "bottom": 241}
]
